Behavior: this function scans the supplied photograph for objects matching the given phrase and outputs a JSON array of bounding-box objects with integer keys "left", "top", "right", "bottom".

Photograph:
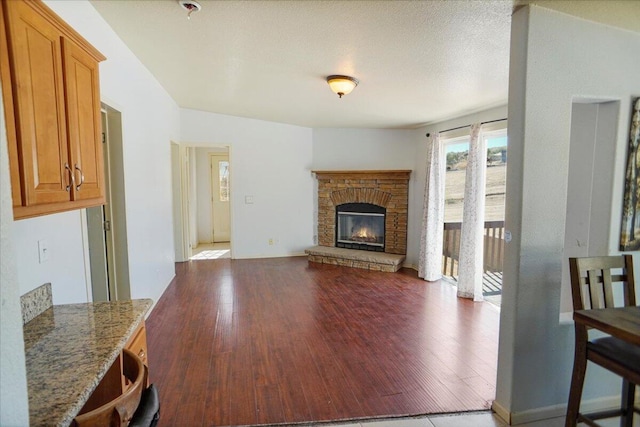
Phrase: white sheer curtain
[
  {"left": 418, "top": 133, "right": 445, "bottom": 281},
  {"left": 456, "top": 123, "right": 486, "bottom": 301}
]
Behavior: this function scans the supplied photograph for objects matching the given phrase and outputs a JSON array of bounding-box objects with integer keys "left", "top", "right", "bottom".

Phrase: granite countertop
[{"left": 22, "top": 299, "right": 153, "bottom": 427}]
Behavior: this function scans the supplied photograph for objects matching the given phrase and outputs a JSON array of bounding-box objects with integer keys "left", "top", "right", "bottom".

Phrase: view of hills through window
[{"left": 444, "top": 136, "right": 507, "bottom": 223}]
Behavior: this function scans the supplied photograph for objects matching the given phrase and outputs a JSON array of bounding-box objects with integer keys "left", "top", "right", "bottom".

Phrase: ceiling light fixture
[
  {"left": 178, "top": 0, "right": 201, "bottom": 20},
  {"left": 326, "top": 75, "right": 359, "bottom": 98}
]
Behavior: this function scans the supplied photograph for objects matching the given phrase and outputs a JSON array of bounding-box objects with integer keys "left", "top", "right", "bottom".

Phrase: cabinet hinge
[
  {"left": 103, "top": 220, "right": 111, "bottom": 231},
  {"left": 102, "top": 132, "right": 106, "bottom": 144}
]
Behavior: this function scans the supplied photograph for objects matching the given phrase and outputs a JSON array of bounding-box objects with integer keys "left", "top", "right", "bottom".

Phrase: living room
[{"left": 1, "top": 1, "right": 639, "bottom": 426}]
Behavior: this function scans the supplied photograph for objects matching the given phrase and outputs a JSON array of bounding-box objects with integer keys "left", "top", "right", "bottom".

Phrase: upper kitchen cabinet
[{"left": 1, "top": 0, "right": 106, "bottom": 219}]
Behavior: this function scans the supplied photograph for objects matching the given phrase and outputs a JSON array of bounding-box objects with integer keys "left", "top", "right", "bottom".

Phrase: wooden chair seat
[{"left": 74, "top": 349, "right": 146, "bottom": 427}]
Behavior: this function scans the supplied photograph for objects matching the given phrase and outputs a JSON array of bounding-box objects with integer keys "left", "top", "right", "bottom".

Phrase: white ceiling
[{"left": 89, "top": 0, "right": 640, "bottom": 130}]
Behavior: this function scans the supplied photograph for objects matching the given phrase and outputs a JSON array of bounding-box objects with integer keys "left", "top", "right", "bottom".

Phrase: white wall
[
  {"left": 559, "top": 101, "right": 619, "bottom": 319},
  {"left": 181, "top": 109, "right": 314, "bottom": 258},
  {"left": 12, "top": 211, "right": 89, "bottom": 304},
  {"left": 409, "top": 106, "right": 508, "bottom": 268},
  {"left": 8, "top": 0, "right": 182, "bottom": 305},
  {"left": 0, "top": 80, "right": 29, "bottom": 427},
  {"left": 495, "top": 5, "right": 640, "bottom": 423},
  {"left": 312, "top": 128, "right": 416, "bottom": 170}
]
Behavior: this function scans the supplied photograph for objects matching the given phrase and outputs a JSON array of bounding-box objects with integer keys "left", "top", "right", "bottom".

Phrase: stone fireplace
[{"left": 306, "top": 170, "right": 411, "bottom": 272}]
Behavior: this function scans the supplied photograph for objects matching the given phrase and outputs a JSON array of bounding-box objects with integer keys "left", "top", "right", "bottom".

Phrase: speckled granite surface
[
  {"left": 21, "top": 283, "right": 52, "bottom": 324},
  {"left": 22, "top": 299, "right": 152, "bottom": 427}
]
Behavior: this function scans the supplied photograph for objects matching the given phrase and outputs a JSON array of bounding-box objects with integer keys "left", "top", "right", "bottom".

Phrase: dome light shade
[{"left": 326, "top": 75, "right": 359, "bottom": 98}]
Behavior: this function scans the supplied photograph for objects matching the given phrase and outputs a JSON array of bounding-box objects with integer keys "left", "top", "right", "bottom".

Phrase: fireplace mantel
[{"left": 312, "top": 170, "right": 411, "bottom": 180}]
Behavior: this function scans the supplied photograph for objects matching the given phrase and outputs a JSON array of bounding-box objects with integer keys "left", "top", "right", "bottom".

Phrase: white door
[
  {"left": 87, "top": 205, "right": 109, "bottom": 301},
  {"left": 87, "top": 107, "right": 127, "bottom": 301},
  {"left": 210, "top": 154, "right": 230, "bottom": 242}
]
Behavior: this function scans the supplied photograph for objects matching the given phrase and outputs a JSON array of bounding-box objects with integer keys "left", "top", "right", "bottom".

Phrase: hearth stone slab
[{"left": 305, "top": 246, "right": 405, "bottom": 272}]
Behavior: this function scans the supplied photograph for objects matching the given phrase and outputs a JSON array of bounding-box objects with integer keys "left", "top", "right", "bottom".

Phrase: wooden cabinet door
[
  {"left": 126, "top": 322, "right": 148, "bottom": 367},
  {"left": 125, "top": 322, "right": 149, "bottom": 388},
  {"left": 0, "top": 3, "right": 22, "bottom": 207},
  {"left": 4, "top": 0, "right": 70, "bottom": 206},
  {"left": 62, "top": 38, "right": 104, "bottom": 202}
]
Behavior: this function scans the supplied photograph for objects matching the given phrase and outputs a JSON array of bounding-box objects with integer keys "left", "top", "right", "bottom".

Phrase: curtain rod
[{"left": 425, "top": 118, "right": 507, "bottom": 138}]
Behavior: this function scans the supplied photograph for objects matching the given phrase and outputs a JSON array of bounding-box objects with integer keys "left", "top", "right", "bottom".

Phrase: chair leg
[
  {"left": 620, "top": 380, "right": 635, "bottom": 427},
  {"left": 566, "top": 348, "right": 588, "bottom": 427}
]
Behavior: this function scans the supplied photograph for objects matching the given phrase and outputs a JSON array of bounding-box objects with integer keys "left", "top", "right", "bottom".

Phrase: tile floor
[
  {"left": 318, "top": 411, "right": 640, "bottom": 427},
  {"left": 321, "top": 411, "right": 639, "bottom": 427},
  {"left": 319, "top": 412, "right": 552, "bottom": 427},
  {"left": 190, "top": 242, "right": 231, "bottom": 260}
]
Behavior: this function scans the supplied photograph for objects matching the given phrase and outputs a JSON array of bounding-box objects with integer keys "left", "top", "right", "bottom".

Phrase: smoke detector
[{"left": 178, "top": 0, "right": 201, "bottom": 20}]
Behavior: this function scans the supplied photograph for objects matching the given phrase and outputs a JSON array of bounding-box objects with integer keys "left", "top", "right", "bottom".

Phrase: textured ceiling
[{"left": 89, "top": 0, "right": 639, "bottom": 129}]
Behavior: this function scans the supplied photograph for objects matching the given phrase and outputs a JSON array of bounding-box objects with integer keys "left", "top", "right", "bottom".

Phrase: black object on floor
[{"left": 129, "top": 384, "right": 160, "bottom": 427}]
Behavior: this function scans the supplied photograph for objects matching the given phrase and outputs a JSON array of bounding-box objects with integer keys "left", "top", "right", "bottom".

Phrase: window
[
  {"left": 483, "top": 131, "right": 507, "bottom": 221},
  {"left": 219, "top": 161, "right": 229, "bottom": 202},
  {"left": 444, "top": 137, "right": 470, "bottom": 223}
]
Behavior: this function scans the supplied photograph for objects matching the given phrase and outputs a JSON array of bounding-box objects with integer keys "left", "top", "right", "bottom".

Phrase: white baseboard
[
  {"left": 492, "top": 400, "right": 511, "bottom": 424},
  {"left": 493, "top": 395, "right": 630, "bottom": 425},
  {"left": 510, "top": 401, "right": 569, "bottom": 425},
  {"left": 233, "top": 252, "right": 307, "bottom": 260}
]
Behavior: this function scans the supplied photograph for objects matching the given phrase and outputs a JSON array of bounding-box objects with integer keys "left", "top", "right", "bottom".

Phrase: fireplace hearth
[{"left": 308, "top": 170, "right": 410, "bottom": 272}]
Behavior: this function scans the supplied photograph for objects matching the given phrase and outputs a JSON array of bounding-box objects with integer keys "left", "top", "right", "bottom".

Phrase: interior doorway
[
  {"left": 85, "top": 105, "right": 130, "bottom": 301},
  {"left": 172, "top": 145, "right": 232, "bottom": 261}
]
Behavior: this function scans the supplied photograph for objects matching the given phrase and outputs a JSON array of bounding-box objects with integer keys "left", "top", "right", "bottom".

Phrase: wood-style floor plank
[{"left": 146, "top": 257, "right": 500, "bottom": 426}]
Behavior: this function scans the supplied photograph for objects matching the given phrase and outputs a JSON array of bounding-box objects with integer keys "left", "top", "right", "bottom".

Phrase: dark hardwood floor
[{"left": 146, "top": 257, "right": 499, "bottom": 426}]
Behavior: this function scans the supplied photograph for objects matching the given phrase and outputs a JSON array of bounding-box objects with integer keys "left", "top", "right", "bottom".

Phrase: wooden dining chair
[
  {"left": 566, "top": 255, "right": 640, "bottom": 427},
  {"left": 73, "top": 349, "right": 147, "bottom": 427}
]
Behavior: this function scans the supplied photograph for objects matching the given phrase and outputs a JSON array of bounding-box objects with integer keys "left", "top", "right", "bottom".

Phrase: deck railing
[{"left": 442, "top": 220, "right": 505, "bottom": 277}]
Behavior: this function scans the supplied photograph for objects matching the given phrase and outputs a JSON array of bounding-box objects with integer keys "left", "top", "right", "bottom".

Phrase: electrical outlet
[{"left": 38, "top": 240, "right": 49, "bottom": 264}]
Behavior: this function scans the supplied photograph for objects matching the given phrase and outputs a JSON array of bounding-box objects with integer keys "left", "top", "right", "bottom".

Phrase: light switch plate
[{"left": 38, "top": 240, "right": 49, "bottom": 264}]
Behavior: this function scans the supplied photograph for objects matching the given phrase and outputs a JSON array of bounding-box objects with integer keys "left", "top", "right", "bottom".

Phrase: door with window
[
  {"left": 210, "top": 154, "right": 230, "bottom": 242},
  {"left": 442, "top": 130, "right": 507, "bottom": 296}
]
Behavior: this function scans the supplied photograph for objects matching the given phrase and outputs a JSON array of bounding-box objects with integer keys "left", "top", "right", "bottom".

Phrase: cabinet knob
[{"left": 138, "top": 349, "right": 145, "bottom": 359}]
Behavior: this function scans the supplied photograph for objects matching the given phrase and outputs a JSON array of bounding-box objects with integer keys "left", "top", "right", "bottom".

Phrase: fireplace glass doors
[{"left": 336, "top": 203, "right": 385, "bottom": 252}]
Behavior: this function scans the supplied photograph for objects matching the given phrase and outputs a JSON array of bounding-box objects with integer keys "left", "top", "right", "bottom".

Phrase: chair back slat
[
  {"left": 569, "top": 255, "right": 636, "bottom": 313},
  {"left": 587, "top": 269, "right": 603, "bottom": 309},
  {"left": 601, "top": 269, "right": 615, "bottom": 307},
  {"left": 623, "top": 254, "right": 637, "bottom": 306},
  {"left": 576, "top": 255, "right": 626, "bottom": 271}
]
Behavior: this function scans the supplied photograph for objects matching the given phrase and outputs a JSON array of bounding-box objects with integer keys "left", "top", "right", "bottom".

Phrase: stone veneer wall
[{"left": 314, "top": 170, "right": 411, "bottom": 255}]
